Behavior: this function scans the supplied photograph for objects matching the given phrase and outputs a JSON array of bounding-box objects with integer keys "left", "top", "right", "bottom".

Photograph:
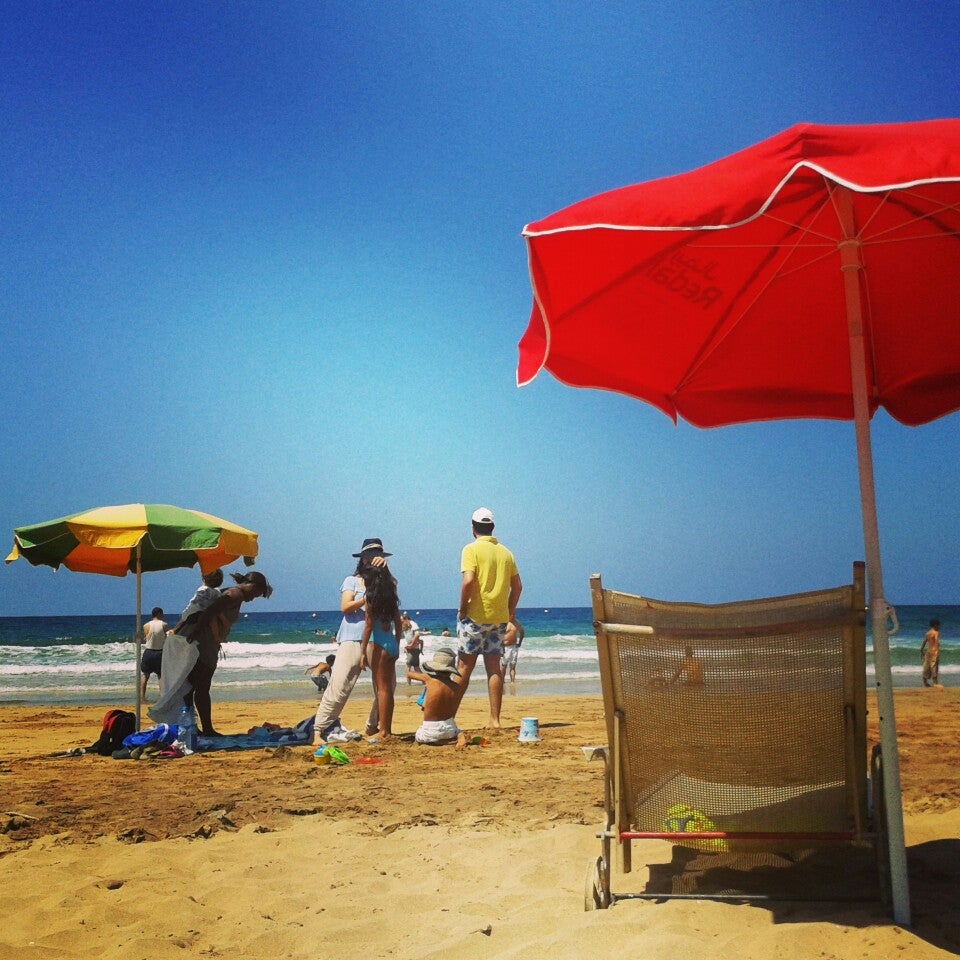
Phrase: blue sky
[{"left": 2, "top": 2, "right": 959, "bottom": 616}]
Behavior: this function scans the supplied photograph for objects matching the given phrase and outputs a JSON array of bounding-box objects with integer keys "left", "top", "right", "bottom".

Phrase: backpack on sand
[{"left": 89, "top": 709, "right": 137, "bottom": 756}]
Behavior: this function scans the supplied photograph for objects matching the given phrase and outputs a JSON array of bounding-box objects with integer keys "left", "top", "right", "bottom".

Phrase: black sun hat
[{"left": 352, "top": 538, "right": 392, "bottom": 558}]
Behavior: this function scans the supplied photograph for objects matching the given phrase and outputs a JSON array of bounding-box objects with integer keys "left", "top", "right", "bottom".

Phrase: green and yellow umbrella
[
  {"left": 6, "top": 503, "right": 258, "bottom": 576},
  {"left": 6, "top": 503, "right": 260, "bottom": 727}
]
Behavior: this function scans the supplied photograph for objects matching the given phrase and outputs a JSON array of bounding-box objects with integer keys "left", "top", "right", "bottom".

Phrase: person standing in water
[
  {"left": 140, "top": 607, "right": 168, "bottom": 700},
  {"left": 921, "top": 619, "right": 941, "bottom": 688}
]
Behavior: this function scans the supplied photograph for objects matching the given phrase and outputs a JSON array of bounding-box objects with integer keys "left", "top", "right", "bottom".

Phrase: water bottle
[{"left": 178, "top": 706, "right": 198, "bottom": 754}]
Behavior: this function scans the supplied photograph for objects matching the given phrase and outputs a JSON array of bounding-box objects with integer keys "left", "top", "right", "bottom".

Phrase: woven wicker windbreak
[{"left": 591, "top": 565, "right": 867, "bottom": 852}]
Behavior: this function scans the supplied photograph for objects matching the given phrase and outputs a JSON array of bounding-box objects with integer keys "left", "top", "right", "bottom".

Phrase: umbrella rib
[
  {"left": 544, "top": 233, "right": 699, "bottom": 327},
  {"left": 861, "top": 230, "right": 960, "bottom": 246},
  {"left": 693, "top": 191, "right": 839, "bottom": 248},
  {"left": 861, "top": 197, "right": 960, "bottom": 246},
  {"left": 827, "top": 184, "right": 888, "bottom": 241},
  {"left": 754, "top": 246, "right": 839, "bottom": 280},
  {"left": 753, "top": 210, "right": 837, "bottom": 243},
  {"left": 871, "top": 194, "right": 960, "bottom": 241},
  {"left": 672, "top": 195, "right": 834, "bottom": 398},
  {"left": 827, "top": 182, "right": 960, "bottom": 246}
]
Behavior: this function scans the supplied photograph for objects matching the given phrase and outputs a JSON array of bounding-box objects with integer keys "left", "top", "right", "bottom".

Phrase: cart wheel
[
  {"left": 584, "top": 856, "right": 605, "bottom": 911},
  {"left": 870, "top": 745, "right": 893, "bottom": 909}
]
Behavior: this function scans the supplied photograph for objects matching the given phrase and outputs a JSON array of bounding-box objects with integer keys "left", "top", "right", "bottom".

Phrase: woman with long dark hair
[
  {"left": 360, "top": 562, "right": 402, "bottom": 740},
  {"left": 313, "top": 539, "right": 391, "bottom": 745}
]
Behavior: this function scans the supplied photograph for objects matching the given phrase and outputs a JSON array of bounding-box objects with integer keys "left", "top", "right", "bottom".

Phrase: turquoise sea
[{"left": 0, "top": 606, "right": 956, "bottom": 707}]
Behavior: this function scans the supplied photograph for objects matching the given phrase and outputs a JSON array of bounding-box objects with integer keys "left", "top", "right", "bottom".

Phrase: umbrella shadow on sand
[{"left": 645, "top": 838, "right": 960, "bottom": 951}]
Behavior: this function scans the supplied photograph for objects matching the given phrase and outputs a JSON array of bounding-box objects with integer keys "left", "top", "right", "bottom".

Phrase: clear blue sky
[{"left": 2, "top": 2, "right": 959, "bottom": 616}]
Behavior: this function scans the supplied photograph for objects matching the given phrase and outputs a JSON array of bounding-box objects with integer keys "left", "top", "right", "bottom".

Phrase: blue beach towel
[{"left": 195, "top": 716, "right": 315, "bottom": 752}]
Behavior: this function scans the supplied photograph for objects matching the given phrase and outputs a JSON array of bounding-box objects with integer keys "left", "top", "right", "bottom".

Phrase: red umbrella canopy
[{"left": 519, "top": 120, "right": 960, "bottom": 428}]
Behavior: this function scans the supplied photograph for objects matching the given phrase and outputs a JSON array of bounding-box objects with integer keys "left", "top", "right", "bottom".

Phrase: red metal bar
[{"left": 620, "top": 831, "right": 857, "bottom": 842}]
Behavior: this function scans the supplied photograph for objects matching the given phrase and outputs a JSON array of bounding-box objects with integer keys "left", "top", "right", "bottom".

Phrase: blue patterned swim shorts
[{"left": 457, "top": 618, "right": 507, "bottom": 656}]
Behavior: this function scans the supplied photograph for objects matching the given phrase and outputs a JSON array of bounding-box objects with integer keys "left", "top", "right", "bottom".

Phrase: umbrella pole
[
  {"left": 135, "top": 544, "right": 142, "bottom": 731},
  {"left": 839, "top": 188, "right": 911, "bottom": 926}
]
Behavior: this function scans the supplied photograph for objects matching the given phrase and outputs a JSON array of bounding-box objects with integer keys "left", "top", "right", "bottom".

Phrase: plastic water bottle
[{"left": 177, "top": 706, "right": 198, "bottom": 754}]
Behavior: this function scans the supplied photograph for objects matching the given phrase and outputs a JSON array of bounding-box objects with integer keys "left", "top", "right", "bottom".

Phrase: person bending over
[{"left": 185, "top": 571, "right": 273, "bottom": 736}]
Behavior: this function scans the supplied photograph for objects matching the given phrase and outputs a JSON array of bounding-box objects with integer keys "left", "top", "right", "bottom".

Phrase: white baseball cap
[{"left": 472, "top": 507, "right": 494, "bottom": 524}]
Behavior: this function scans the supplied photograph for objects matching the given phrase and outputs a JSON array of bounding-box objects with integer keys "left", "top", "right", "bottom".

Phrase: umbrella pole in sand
[
  {"left": 839, "top": 187, "right": 910, "bottom": 926},
  {"left": 135, "top": 543, "right": 142, "bottom": 732}
]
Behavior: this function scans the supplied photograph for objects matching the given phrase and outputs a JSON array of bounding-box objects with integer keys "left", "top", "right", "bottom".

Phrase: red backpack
[{"left": 89, "top": 709, "right": 137, "bottom": 756}]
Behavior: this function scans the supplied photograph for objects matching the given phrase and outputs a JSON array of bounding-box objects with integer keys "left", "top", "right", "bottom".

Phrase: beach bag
[
  {"left": 121, "top": 723, "right": 178, "bottom": 749},
  {"left": 89, "top": 709, "right": 137, "bottom": 756}
]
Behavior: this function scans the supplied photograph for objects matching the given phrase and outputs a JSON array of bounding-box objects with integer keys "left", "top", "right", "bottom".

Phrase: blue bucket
[{"left": 518, "top": 717, "right": 541, "bottom": 742}]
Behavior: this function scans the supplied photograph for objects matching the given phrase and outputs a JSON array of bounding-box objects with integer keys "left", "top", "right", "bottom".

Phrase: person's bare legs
[
  {"left": 457, "top": 651, "right": 479, "bottom": 687},
  {"left": 482, "top": 651, "right": 503, "bottom": 730},
  {"left": 369, "top": 645, "right": 396, "bottom": 738},
  {"left": 454, "top": 650, "right": 501, "bottom": 728},
  {"left": 188, "top": 664, "right": 219, "bottom": 736},
  {"left": 365, "top": 664, "right": 395, "bottom": 735},
  {"left": 194, "top": 686, "right": 215, "bottom": 735}
]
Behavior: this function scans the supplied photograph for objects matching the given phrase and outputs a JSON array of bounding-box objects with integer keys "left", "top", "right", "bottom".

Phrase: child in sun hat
[{"left": 406, "top": 647, "right": 470, "bottom": 747}]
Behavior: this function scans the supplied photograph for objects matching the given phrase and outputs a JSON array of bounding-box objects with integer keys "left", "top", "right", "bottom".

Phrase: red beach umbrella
[{"left": 519, "top": 119, "right": 960, "bottom": 925}]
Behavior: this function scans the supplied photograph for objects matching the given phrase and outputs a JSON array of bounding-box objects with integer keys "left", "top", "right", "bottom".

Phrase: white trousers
[{"left": 313, "top": 640, "right": 396, "bottom": 734}]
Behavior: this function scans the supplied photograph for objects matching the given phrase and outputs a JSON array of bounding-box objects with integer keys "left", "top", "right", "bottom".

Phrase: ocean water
[{"left": 0, "top": 606, "right": 956, "bottom": 707}]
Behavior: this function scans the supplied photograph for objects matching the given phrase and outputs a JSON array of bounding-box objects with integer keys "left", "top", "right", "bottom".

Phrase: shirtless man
[
  {"left": 670, "top": 645, "right": 705, "bottom": 687},
  {"left": 921, "top": 619, "right": 941, "bottom": 687},
  {"left": 402, "top": 612, "right": 423, "bottom": 683},
  {"left": 406, "top": 647, "right": 470, "bottom": 747},
  {"left": 500, "top": 620, "right": 525, "bottom": 683}
]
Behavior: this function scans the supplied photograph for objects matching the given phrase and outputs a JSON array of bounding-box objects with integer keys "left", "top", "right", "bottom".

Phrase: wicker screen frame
[{"left": 590, "top": 564, "right": 867, "bottom": 849}]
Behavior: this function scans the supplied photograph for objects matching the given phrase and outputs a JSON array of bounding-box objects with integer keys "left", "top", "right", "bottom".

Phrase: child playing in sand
[
  {"left": 406, "top": 647, "right": 470, "bottom": 747},
  {"left": 304, "top": 653, "right": 337, "bottom": 695},
  {"left": 359, "top": 562, "right": 403, "bottom": 741}
]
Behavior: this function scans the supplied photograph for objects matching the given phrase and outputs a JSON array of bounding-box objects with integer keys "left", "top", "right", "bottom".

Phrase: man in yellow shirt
[{"left": 457, "top": 507, "right": 522, "bottom": 731}]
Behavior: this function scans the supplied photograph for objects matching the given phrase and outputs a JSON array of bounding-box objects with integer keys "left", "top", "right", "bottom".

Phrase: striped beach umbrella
[
  {"left": 6, "top": 503, "right": 259, "bottom": 727},
  {"left": 6, "top": 503, "right": 258, "bottom": 576}
]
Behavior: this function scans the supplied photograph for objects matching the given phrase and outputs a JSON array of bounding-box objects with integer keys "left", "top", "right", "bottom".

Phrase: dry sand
[{"left": 1, "top": 688, "right": 958, "bottom": 959}]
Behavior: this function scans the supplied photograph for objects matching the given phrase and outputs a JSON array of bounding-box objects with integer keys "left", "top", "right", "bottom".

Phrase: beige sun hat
[{"left": 421, "top": 647, "right": 460, "bottom": 677}]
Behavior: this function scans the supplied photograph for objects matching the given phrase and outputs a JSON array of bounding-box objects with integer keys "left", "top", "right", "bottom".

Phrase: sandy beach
[{"left": 1, "top": 688, "right": 958, "bottom": 959}]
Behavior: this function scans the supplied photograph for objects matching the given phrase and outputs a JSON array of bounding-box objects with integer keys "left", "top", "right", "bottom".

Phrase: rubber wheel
[{"left": 584, "top": 856, "right": 604, "bottom": 911}]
